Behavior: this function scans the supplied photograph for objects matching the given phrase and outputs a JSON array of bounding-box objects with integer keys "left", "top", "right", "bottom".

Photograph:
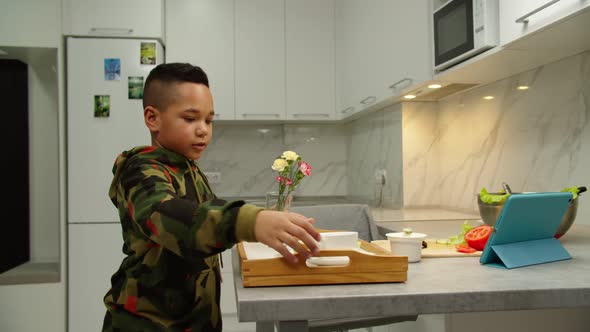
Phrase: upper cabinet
[
  {"left": 235, "top": 0, "right": 286, "bottom": 120},
  {"left": 499, "top": 0, "right": 590, "bottom": 46},
  {"left": 335, "top": 0, "right": 432, "bottom": 119},
  {"left": 166, "top": 0, "right": 336, "bottom": 121},
  {"left": 0, "top": 0, "right": 61, "bottom": 47},
  {"left": 62, "top": 0, "right": 164, "bottom": 41},
  {"left": 285, "top": 0, "right": 336, "bottom": 121},
  {"left": 166, "top": 0, "right": 236, "bottom": 120}
]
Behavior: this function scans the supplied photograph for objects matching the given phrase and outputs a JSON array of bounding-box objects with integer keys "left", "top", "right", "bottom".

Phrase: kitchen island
[{"left": 231, "top": 223, "right": 590, "bottom": 331}]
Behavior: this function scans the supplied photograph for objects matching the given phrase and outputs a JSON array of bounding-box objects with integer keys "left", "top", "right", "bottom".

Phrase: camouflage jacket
[{"left": 103, "top": 146, "right": 262, "bottom": 331}]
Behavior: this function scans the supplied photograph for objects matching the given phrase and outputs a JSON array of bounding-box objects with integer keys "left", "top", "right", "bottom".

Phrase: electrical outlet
[
  {"left": 374, "top": 169, "right": 387, "bottom": 185},
  {"left": 204, "top": 172, "right": 221, "bottom": 184}
]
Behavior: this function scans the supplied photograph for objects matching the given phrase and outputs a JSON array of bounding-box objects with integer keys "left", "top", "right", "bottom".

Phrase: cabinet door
[
  {"left": 285, "top": 0, "right": 335, "bottom": 121},
  {"left": 166, "top": 0, "right": 235, "bottom": 120},
  {"left": 335, "top": 0, "right": 369, "bottom": 119},
  {"left": 62, "top": 0, "right": 164, "bottom": 40},
  {"left": 365, "top": 0, "right": 431, "bottom": 104},
  {"left": 235, "top": 0, "right": 286, "bottom": 120},
  {"left": 499, "top": 0, "right": 590, "bottom": 46},
  {"left": 68, "top": 223, "right": 125, "bottom": 332},
  {"left": 336, "top": 0, "right": 431, "bottom": 119}
]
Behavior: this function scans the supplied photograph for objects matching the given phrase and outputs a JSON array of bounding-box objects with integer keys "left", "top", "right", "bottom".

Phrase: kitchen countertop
[
  {"left": 370, "top": 207, "right": 480, "bottom": 222},
  {"left": 231, "top": 223, "right": 590, "bottom": 331}
]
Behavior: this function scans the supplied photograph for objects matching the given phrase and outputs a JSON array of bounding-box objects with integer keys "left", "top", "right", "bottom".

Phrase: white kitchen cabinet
[
  {"left": 165, "top": 0, "right": 236, "bottom": 120},
  {"left": 235, "top": 0, "right": 286, "bottom": 120},
  {"left": 62, "top": 0, "right": 164, "bottom": 40},
  {"left": 68, "top": 223, "right": 125, "bottom": 332},
  {"left": 0, "top": 0, "right": 61, "bottom": 47},
  {"left": 335, "top": 0, "right": 369, "bottom": 119},
  {"left": 499, "top": 0, "right": 590, "bottom": 46},
  {"left": 335, "top": 0, "right": 432, "bottom": 119},
  {"left": 285, "top": 0, "right": 335, "bottom": 121}
]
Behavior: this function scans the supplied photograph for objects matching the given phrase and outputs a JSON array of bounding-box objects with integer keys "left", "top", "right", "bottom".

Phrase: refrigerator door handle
[{"left": 90, "top": 27, "right": 134, "bottom": 35}]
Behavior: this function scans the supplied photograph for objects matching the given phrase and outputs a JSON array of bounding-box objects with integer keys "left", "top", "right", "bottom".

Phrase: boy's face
[{"left": 146, "top": 82, "right": 214, "bottom": 160}]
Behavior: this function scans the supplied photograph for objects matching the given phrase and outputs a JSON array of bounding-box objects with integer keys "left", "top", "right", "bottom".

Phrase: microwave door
[{"left": 434, "top": 0, "right": 474, "bottom": 69}]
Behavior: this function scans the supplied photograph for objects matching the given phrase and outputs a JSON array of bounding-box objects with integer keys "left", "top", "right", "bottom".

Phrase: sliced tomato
[
  {"left": 456, "top": 243, "right": 477, "bottom": 253},
  {"left": 464, "top": 225, "right": 493, "bottom": 251}
]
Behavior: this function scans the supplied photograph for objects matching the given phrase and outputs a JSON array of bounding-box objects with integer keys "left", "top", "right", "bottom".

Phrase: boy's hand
[{"left": 254, "top": 210, "right": 321, "bottom": 264}]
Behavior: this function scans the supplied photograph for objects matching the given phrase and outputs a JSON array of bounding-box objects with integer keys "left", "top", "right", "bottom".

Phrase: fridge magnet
[
  {"left": 140, "top": 42, "right": 156, "bottom": 65},
  {"left": 128, "top": 76, "right": 144, "bottom": 99},
  {"left": 94, "top": 95, "right": 110, "bottom": 118},
  {"left": 104, "top": 58, "right": 121, "bottom": 81}
]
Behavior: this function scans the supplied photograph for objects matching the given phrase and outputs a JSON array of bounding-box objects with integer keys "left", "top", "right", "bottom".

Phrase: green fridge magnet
[
  {"left": 128, "top": 76, "right": 144, "bottom": 99},
  {"left": 140, "top": 42, "right": 156, "bottom": 65},
  {"left": 94, "top": 95, "right": 110, "bottom": 118}
]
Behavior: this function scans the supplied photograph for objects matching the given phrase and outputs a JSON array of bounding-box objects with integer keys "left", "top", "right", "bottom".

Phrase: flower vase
[{"left": 265, "top": 191, "right": 291, "bottom": 211}]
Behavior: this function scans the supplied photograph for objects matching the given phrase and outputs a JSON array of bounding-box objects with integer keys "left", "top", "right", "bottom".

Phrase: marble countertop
[
  {"left": 223, "top": 195, "right": 482, "bottom": 223},
  {"left": 370, "top": 207, "right": 480, "bottom": 222},
  {"left": 232, "top": 223, "right": 590, "bottom": 325}
]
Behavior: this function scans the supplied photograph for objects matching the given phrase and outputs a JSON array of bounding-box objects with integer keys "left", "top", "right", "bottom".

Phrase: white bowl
[
  {"left": 319, "top": 231, "right": 358, "bottom": 249},
  {"left": 386, "top": 231, "right": 427, "bottom": 263}
]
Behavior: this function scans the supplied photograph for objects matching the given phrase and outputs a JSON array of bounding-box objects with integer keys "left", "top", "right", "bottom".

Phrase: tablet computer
[{"left": 479, "top": 192, "right": 573, "bottom": 269}]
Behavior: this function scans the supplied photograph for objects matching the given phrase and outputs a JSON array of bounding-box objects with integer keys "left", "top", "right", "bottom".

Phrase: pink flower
[
  {"left": 276, "top": 176, "right": 293, "bottom": 185},
  {"left": 299, "top": 161, "right": 312, "bottom": 176}
]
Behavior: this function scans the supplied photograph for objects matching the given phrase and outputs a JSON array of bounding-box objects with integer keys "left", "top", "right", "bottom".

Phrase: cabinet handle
[
  {"left": 241, "top": 113, "right": 280, "bottom": 118},
  {"left": 90, "top": 27, "right": 134, "bottom": 35},
  {"left": 389, "top": 78, "right": 413, "bottom": 90},
  {"left": 360, "top": 96, "right": 377, "bottom": 105},
  {"left": 340, "top": 107, "right": 355, "bottom": 114},
  {"left": 515, "top": 0, "right": 560, "bottom": 23},
  {"left": 292, "top": 113, "right": 330, "bottom": 118}
]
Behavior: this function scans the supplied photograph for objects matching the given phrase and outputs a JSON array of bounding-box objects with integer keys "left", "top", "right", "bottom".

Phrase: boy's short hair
[{"left": 143, "top": 63, "right": 209, "bottom": 110}]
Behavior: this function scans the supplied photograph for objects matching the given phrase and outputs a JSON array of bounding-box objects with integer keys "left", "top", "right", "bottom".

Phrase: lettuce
[
  {"left": 560, "top": 186, "right": 579, "bottom": 200},
  {"left": 479, "top": 187, "right": 510, "bottom": 204},
  {"left": 441, "top": 221, "right": 474, "bottom": 245}
]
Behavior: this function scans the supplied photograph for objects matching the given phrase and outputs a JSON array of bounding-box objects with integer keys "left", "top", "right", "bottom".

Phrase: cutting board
[{"left": 371, "top": 240, "right": 482, "bottom": 258}]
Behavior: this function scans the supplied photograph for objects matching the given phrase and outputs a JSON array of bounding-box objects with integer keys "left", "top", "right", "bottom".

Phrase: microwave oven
[{"left": 433, "top": 0, "right": 499, "bottom": 71}]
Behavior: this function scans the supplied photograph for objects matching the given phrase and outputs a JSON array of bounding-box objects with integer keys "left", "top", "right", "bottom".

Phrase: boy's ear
[{"left": 144, "top": 106, "right": 160, "bottom": 132}]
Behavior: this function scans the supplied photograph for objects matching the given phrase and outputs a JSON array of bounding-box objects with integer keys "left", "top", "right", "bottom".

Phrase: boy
[{"left": 102, "top": 63, "right": 320, "bottom": 331}]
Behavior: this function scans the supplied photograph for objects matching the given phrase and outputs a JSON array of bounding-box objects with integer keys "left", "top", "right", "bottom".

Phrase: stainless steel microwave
[{"left": 433, "top": 0, "right": 499, "bottom": 71}]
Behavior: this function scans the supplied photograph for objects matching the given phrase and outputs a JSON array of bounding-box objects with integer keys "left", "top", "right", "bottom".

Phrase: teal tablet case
[{"left": 479, "top": 192, "right": 573, "bottom": 269}]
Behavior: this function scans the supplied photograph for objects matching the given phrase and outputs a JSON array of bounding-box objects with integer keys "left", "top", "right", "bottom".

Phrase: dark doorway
[{"left": 0, "top": 59, "right": 30, "bottom": 273}]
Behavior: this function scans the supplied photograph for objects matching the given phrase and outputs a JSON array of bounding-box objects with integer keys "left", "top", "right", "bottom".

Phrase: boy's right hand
[{"left": 254, "top": 210, "right": 321, "bottom": 264}]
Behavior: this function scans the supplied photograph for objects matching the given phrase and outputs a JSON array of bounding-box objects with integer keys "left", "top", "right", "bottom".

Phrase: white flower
[
  {"left": 271, "top": 158, "right": 288, "bottom": 171},
  {"left": 281, "top": 150, "right": 299, "bottom": 161}
]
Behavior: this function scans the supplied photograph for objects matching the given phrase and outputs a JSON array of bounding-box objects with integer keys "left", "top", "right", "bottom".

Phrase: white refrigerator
[{"left": 66, "top": 37, "right": 164, "bottom": 331}]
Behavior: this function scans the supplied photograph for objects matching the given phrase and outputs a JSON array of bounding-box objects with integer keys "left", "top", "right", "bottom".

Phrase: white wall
[
  {"left": 0, "top": 0, "right": 61, "bottom": 48},
  {"left": 0, "top": 1, "right": 66, "bottom": 332},
  {"left": 27, "top": 49, "right": 61, "bottom": 262},
  {"left": 0, "top": 283, "right": 66, "bottom": 331}
]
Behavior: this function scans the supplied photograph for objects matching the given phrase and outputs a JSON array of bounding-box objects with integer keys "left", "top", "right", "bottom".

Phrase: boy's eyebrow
[{"left": 183, "top": 108, "right": 215, "bottom": 116}]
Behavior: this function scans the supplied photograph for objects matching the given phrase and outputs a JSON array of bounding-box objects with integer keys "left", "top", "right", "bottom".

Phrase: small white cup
[
  {"left": 386, "top": 230, "right": 427, "bottom": 263},
  {"left": 319, "top": 231, "right": 358, "bottom": 249}
]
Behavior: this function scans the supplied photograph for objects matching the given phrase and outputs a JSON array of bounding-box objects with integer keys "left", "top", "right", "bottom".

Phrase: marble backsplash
[
  {"left": 346, "top": 104, "right": 404, "bottom": 208},
  {"left": 199, "top": 105, "right": 404, "bottom": 208},
  {"left": 198, "top": 123, "right": 348, "bottom": 198},
  {"left": 403, "top": 50, "right": 590, "bottom": 224}
]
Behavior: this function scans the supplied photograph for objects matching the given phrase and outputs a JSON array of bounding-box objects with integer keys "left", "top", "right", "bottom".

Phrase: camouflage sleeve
[{"left": 121, "top": 158, "right": 262, "bottom": 258}]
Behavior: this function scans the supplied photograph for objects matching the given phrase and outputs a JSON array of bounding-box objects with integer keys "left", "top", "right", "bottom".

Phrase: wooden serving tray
[{"left": 237, "top": 240, "right": 408, "bottom": 287}]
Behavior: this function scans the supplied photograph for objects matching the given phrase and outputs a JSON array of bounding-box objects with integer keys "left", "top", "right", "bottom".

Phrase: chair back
[{"left": 289, "top": 204, "right": 380, "bottom": 241}]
